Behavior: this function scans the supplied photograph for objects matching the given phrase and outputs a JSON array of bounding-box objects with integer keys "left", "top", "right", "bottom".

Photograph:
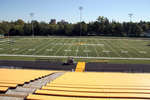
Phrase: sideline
[{"left": 1, "top": 54, "right": 150, "bottom": 60}]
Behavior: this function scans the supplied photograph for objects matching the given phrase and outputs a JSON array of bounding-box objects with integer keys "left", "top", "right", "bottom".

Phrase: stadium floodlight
[
  {"left": 79, "top": 6, "right": 83, "bottom": 36},
  {"left": 128, "top": 13, "right": 133, "bottom": 22},
  {"left": 30, "top": 13, "right": 34, "bottom": 38}
]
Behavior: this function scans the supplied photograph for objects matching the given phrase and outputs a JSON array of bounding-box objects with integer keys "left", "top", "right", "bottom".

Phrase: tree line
[{"left": 0, "top": 16, "right": 150, "bottom": 37}]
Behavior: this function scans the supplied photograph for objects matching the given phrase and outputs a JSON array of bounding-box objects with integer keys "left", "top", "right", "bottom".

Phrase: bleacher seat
[
  {"left": 27, "top": 94, "right": 148, "bottom": 100},
  {"left": 26, "top": 72, "right": 150, "bottom": 99},
  {"left": 0, "top": 68, "right": 57, "bottom": 92}
]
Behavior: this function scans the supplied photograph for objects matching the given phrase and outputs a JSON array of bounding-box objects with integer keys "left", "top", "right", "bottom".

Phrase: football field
[{"left": 0, "top": 37, "right": 150, "bottom": 60}]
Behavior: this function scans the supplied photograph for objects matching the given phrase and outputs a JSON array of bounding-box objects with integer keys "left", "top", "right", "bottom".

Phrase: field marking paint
[
  {"left": 46, "top": 49, "right": 53, "bottom": 51},
  {"left": 121, "top": 50, "right": 128, "bottom": 54},
  {"left": 117, "top": 40, "right": 131, "bottom": 57},
  {"left": 102, "top": 50, "right": 111, "bottom": 53},
  {"left": 1, "top": 38, "right": 150, "bottom": 58},
  {"left": 53, "top": 39, "right": 67, "bottom": 56},
  {"left": 95, "top": 39, "right": 104, "bottom": 57},
  {"left": 64, "top": 50, "right": 72, "bottom": 52},
  {"left": 125, "top": 40, "right": 142, "bottom": 57},
  {"left": 82, "top": 44, "right": 104, "bottom": 46},
  {"left": 1, "top": 54, "right": 150, "bottom": 60},
  {"left": 28, "top": 49, "right": 35, "bottom": 51},
  {"left": 91, "top": 39, "right": 99, "bottom": 57},
  {"left": 75, "top": 39, "right": 80, "bottom": 56},
  {"left": 96, "top": 39, "right": 109, "bottom": 57},
  {"left": 85, "top": 39, "right": 88, "bottom": 57},
  {"left": 46, "top": 39, "right": 61, "bottom": 55},
  {"left": 14, "top": 39, "right": 43, "bottom": 54},
  {"left": 51, "top": 43, "right": 105, "bottom": 46},
  {"left": 105, "top": 40, "right": 122, "bottom": 57},
  {"left": 139, "top": 51, "right": 147, "bottom": 54},
  {"left": 24, "top": 37, "right": 150, "bottom": 41},
  {"left": 29, "top": 39, "right": 51, "bottom": 54},
  {"left": 33, "top": 38, "right": 55, "bottom": 55},
  {"left": 63, "top": 39, "right": 75, "bottom": 56},
  {"left": 12, "top": 48, "right": 19, "bottom": 51},
  {"left": 0, "top": 40, "right": 10, "bottom": 43}
]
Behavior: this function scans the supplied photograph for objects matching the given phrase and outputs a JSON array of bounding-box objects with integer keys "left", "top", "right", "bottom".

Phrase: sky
[{"left": 0, "top": 0, "right": 150, "bottom": 23}]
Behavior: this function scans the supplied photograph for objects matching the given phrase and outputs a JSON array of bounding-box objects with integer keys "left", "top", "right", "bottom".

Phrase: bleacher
[
  {"left": 0, "top": 68, "right": 58, "bottom": 95},
  {"left": 27, "top": 72, "right": 150, "bottom": 100},
  {"left": 1, "top": 62, "right": 150, "bottom": 100}
]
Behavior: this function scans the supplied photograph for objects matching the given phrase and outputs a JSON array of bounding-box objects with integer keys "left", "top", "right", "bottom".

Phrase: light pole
[
  {"left": 30, "top": 13, "right": 34, "bottom": 38},
  {"left": 128, "top": 13, "right": 133, "bottom": 37},
  {"left": 79, "top": 6, "right": 83, "bottom": 36},
  {"left": 128, "top": 13, "right": 133, "bottom": 22}
]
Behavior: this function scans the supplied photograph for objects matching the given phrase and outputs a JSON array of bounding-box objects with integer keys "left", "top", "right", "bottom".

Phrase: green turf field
[{"left": 0, "top": 37, "right": 150, "bottom": 61}]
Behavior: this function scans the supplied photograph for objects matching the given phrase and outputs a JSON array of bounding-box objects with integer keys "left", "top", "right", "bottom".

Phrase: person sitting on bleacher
[{"left": 67, "top": 57, "right": 74, "bottom": 65}]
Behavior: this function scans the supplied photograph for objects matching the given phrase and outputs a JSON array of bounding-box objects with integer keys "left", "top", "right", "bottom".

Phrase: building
[{"left": 49, "top": 19, "right": 56, "bottom": 24}]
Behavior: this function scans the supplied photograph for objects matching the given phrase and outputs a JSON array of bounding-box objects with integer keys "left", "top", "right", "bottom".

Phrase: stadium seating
[
  {"left": 26, "top": 72, "right": 150, "bottom": 99},
  {"left": 2, "top": 68, "right": 150, "bottom": 99},
  {"left": 0, "top": 68, "right": 57, "bottom": 92},
  {"left": 27, "top": 94, "right": 147, "bottom": 100},
  {"left": 0, "top": 87, "right": 8, "bottom": 92}
]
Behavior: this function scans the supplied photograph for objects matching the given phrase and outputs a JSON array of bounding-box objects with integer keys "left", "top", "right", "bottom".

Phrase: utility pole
[
  {"left": 79, "top": 6, "right": 83, "bottom": 36},
  {"left": 30, "top": 13, "right": 34, "bottom": 38}
]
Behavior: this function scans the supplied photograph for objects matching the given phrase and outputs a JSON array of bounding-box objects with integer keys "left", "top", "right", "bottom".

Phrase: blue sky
[{"left": 0, "top": 0, "right": 150, "bottom": 23}]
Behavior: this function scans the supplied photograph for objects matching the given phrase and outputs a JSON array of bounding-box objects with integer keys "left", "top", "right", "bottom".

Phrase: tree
[
  {"left": 64, "top": 24, "right": 73, "bottom": 36},
  {"left": 0, "top": 28, "right": 4, "bottom": 35},
  {"left": 0, "top": 21, "right": 11, "bottom": 35},
  {"left": 81, "top": 22, "right": 87, "bottom": 36},
  {"left": 72, "top": 23, "right": 80, "bottom": 36},
  {"left": 135, "top": 24, "right": 143, "bottom": 37},
  {"left": 48, "top": 24, "right": 59, "bottom": 36},
  {"left": 15, "top": 19, "right": 25, "bottom": 25},
  {"left": 23, "top": 23, "right": 32, "bottom": 36},
  {"left": 0, "top": 16, "right": 149, "bottom": 37}
]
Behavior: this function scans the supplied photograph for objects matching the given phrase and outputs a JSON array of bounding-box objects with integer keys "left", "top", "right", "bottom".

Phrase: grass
[{"left": 0, "top": 36, "right": 150, "bottom": 64}]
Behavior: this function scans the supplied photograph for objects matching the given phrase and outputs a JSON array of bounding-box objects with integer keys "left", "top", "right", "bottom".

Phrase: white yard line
[
  {"left": 22, "top": 40, "right": 46, "bottom": 54},
  {"left": 14, "top": 39, "right": 39, "bottom": 54},
  {"left": 47, "top": 39, "right": 61, "bottom": 55},
  {"left": 114, "top": 40, "right": 131, "bottom": 57},
  {"left": 91, "top": 39, "right": 99, "bottom": 57},
  {"left": 75, "top": 39, "right": 80, "bottom": 56},
  {"left": 1, "top": 54, "right": 150, "bottom": 60},
  {"left": 85, "top": 39, "right": 88, "bottom": 57},
  {"left": 105, "top": 40, "right": 122, "bottom": 57},
  {"left": 24, "top": 37, "right": 150, "bottom": 41},
  {"left": 53, "top": 39, "right": 67, "bottom": 56},
  {"left": 33, "top": 38, "right": 55, "bottom": 55},
  {"left": 96, "top": 39, "right": 109, "bottom": 57},
  {"left": 125, "top": 40, "right": 141, "bottom": 57},
  {"left": 63, "top": 39, "right": 74, "bottom": 56}
]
